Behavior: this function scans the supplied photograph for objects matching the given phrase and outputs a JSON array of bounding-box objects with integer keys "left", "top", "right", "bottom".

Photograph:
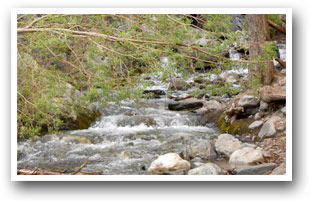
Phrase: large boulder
[
  {"left": 258, "top": 116, "right": 282, "bottom": 138},
  {"left": 188, "top": 163, "right": 223, "bottom": 175},
  {"left": 215, "top": 134, "right": 242, "bottom": 157},
  {"left": 260, "top": 85, "right": 286, "bottom": 103},
  {"left": 229, "top": 147, "right": 264, "bottom": 165},
  {"left": 168, "top": 98, "right": 204, "bottom": 111},
  {"left": 55, "top": 83, "right": 101, "bottom": 130},
  {"left": 147, "top": 153, "right": 191, "bottom": 174}
]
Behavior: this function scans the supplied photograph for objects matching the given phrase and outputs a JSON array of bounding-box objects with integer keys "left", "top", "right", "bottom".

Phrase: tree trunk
[{"left": 246, "top": 14, "right": 276, "bottom": 85}]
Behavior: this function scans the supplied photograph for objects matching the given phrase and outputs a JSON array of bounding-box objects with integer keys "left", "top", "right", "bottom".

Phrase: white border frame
[{"left": 11, "top": 8, "right": 292, "bottom": 181}]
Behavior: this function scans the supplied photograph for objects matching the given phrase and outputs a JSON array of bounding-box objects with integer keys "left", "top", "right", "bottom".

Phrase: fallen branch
[
  {"left": 71, "top": 156, "right": 89, "bottom": 175},
  {"left": 275, "top": 58, "right": 286, "bottom": 68},
  {"left": 268, "top": 20, "right": 286, "bottom": 34}
]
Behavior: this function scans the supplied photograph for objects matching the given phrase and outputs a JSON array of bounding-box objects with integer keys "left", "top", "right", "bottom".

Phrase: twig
[{"left": 71, "top": 156, "right": 89, "bottom": 175}]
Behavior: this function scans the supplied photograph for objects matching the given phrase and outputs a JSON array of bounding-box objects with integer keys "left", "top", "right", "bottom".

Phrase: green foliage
[{"left": 16, "top": 14, "right": 269, "bottom": 138}]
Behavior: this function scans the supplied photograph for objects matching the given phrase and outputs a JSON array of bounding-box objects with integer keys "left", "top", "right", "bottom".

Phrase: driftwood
[
  {"left": 17, "top": 156, "right": 103, "bottom": 175},
  {"left": 267, "top": 20, "right": 286, "bottom": 34}
]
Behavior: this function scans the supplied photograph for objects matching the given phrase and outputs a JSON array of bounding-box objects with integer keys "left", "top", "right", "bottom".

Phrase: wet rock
[
  {"left": 260, "top": 86, "right": 286, "bottom": 103},
  {"left": 147, "top": 153, "right": 191, "bottom": 174},
  {"left": 259, "top": 101, "right": 268, "bottom": 111},
  {"left": 258, "top": 116, "right": 282, "bottom": 138},
  {"left": 143, "top": 89, "right": 166, "bottom": 98},
  {"left": 191, "top": 161, "right": 205, "bottom": 168},
  {"left": 188, "top": 163, "right": 223, "bottom": 175},
  {"left": 169, "top": 78, "right": 190, "bottom": 91},
  {"left": 238, "top": 95, "right": 259, "bottom": 109},
  {"left": 232, "top": 163, "right": 276, "bottom": 175},
  {"left": 168, "top": 98, "right": 204, "bottom": 111},
  {"left": 215, "top": 134, "right": 242, "bottom": 157},
  {"left": 249, "top": 120, "right": 263, "bottom": 129},
  {"left": 229, "top": 147, "right": 264, "bottom": 165},
  {"left": 61, "top": 135, "right": 91, "bottom": 144},
  {"left": 271, "top": 163, "right": 286, "bottom": 175}
]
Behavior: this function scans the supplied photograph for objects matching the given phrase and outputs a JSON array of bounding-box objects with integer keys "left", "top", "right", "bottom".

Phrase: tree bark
[{"left": 246, "top": 14, "right": 276, "bottom": 85}]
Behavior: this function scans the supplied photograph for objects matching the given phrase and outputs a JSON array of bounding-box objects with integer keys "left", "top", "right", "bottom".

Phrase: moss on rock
[{"left": 217, "top": 114, "right": 252, "bottom": 135}]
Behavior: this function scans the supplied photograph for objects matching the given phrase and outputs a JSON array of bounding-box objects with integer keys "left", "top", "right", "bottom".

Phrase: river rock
[
  {"left": 188, "top": 163, "right": 223, "bottom": 175},
  {"left": 169, "top": 78, "right": 190, "bottom": 91},
  {"left": 229, "top": 147, "right": 264, "bottom": 165},
  {"left": 232, "top": 163, "right": 276, "bottom": 175},
  {"left": 249, "top": 120, "right": 263, "bottom": 129},
  {"left": 254, "top": 112, "right": 262, "bottom": 120},
  {"left": 61, "top": 135, "right": 91, "bottom": 144},
  {"left": 201, "top": 100, "right": 222, "bottom": 113},
  {"left": 259, "top": 101, "right": 268, "bottom": 111},
  {"left": 258, "top": 116, "right": 282, "bottom": 138},
  {"left": 238, "top": 95, "right": 259, "bottom": 109},
  {"left": 186, "top": 140, "right": 216, "bottom": 160},
  {"left": 147, "top": 153, "right": 191, "bottom": 174},
  {"left": 168, "top": 98, "right": 204, "bottom": 111},
  {"left": 260, "top": 85, "right": 286, "bottom": 103},
  {"left": 215, "top": 134, "right": 242, "bottom": 157},
  {"left": 143, "top": 89, "right": 166, "bottom": 98},
  {"left": 271, "top": 163, "right": 286, "bottom": 175}
]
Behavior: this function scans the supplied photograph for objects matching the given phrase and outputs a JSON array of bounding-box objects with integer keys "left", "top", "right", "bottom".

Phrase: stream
[{"left": 17, "top": 43, "right": 286, "bottom": 175}]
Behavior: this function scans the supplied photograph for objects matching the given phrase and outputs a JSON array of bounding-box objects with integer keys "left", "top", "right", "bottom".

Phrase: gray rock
[
  {"left": 215, "top": 134, "right": 242, "bottom": 157},
  {"left": 238, "top": 95, "right": 259, "bottom": 109},
  {"left": 228, "top": 14, "right": 246, "bottom": 31},
  {"left": 147, "top": 153, "right": 191, "bottom": 174},
  {"left": 245, "top": 107, "right": 259, "bottom": 115},
  {"left": 249, "top": 121, "right": 263, "bottom": 129},
  {"left": 188, "top": 163, "right": 223, "bottom": 175},
  {"left": 186, "top": 140, "right": 216, "bottom": 160},
  {"left": 201, "top": 100, "right": 222, "bottom": 113},
  {"left": 232, "top": 163, "right": 276, "bottom": 175},
  {"left": 259, "top": 101, "right": 269, "bottom": 111},
  {"left": 143, "top": 89, "right": 166, "bottom": 98},
  {"left": 258, "top": 116, "right": 282, "bottom": 138},
  {"left": 191, "top": 162, "right": 205, "bottom": 168},
  {"left": 168, "top": 98, "right": 204, "bottom": 111},
  {"left": 229, "top": 147, "right": 264, "bottom": 165},
  {"left": 254, "top": 112, "right": 262, "bottom": 120}
]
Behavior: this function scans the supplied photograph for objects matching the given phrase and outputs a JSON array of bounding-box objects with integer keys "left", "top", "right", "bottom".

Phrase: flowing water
[
  {"left": 17, "top": 82, "right": 221, "bottom": 175},
  {"left": 17, "top": 43, "right": 286, "bottom": 175}
]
